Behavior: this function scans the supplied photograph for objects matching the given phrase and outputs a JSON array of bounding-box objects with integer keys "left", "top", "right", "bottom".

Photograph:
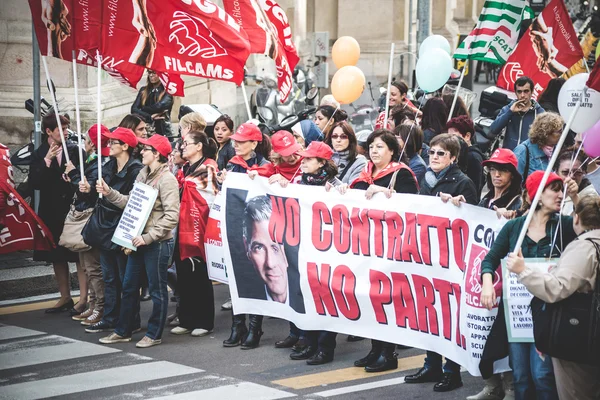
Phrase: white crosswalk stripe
[{"left": 0, "top": 324, "right": 296, "bottom": 400}]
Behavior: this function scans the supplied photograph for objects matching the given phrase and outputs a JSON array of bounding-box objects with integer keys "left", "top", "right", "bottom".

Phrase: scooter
[{"left": 256, "top": 106, "right": 317, "bottom": 136}]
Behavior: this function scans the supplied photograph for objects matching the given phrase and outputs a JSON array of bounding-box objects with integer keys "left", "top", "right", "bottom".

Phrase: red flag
[
  {"left": 587, "top": 61, "right": 600, "bottom": 92},
  {"left": 100, "top": 0, "right": 251, "bottom": 85},
  {"left": 496, "top": 0, "right": 583, "bottom": 99},
  {"left": 27, "top": 0, "right": 185, "bottom": 96},
  {"left": 223, "top": 0, "right": 299, "bottom": 101},
  {"left": 0, "top": 145, "right": 55, "bottom": 254}
]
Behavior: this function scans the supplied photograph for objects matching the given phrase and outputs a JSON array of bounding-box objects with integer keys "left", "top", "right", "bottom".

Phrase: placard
[
  {"left": 502, "top": 258, "right": 558, "bottom": 342},
  {"left": 205, "top": 192, "right": 229, "bottom": 284},
  {"left": 111, "top": 182, "right": 158, "bottom": 251}
]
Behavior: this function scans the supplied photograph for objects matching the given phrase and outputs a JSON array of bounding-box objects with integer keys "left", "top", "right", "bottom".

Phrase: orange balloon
[
  {"left": 331, "top": 66, "right": 365, "bottom": 104},
  {"left": 332, "top": 36, "right": 360, "bottom": 69}
]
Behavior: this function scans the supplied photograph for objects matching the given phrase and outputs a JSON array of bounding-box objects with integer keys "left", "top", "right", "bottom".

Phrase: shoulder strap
[
  {"left": 584, "top": 238, "right": 600, "bottom": 294},
  {"left": 387, "top": 169, "right": 400, "bottom": 190},
  {"left": 522, "top": 145, "right": 530, "bottom": 187},
  {"left": 339, "top": 157, "right": 358, "bottom": 180}
]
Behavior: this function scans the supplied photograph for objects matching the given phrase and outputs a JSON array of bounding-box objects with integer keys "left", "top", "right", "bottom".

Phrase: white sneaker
[
  {"left": 170, "top": 326, "right": 191, "bottom": 335},
  {"left": 466, "top": 386, "right": 504, "bottom": 400},
  {"left": 136, "top": 336, "right": 161, "bottom": 348},
  {"left": 221, "top": 298, "right": 232, "bottom": 310},
  {"left": 99, "top": 333, "right": 131, "bottom": 344},
  {"left": 191, "top": 328, "right": 213, "bottom": 337}
]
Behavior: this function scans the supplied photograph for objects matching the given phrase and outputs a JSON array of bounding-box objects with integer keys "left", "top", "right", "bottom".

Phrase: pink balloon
[{"left": 583, "top": 119, "right": 600, "bottom": 157}]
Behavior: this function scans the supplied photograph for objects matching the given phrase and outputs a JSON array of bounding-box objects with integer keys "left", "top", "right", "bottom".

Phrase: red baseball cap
[
  {"left": 103, "top": 127, "right": 139, "bottom": 150},
  {"left": 299, "top": 141, "right": 334, "bottom": 160},
  {"left": 271, "top": 130, "right": 301, "bottom": 157},
  {"left": 482, "top": 148, "right": 519, "bottom": 171},
  {"left": 525, "top": 170, "right": 563, "bottom": 202},
  {"left": 139, "top": 134, "right": 172, "bottom": 158},
  {"left": 230, "top": 123, "right": 263, "bottom": 142},
  {"left": 87, "top": 124, "right": 111, "bottom": 157}
]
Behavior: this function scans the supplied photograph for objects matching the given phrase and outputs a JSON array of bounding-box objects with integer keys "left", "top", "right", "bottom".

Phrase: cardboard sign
[{"left": 111, "top": 182, "right": 158, "bottom": 251}]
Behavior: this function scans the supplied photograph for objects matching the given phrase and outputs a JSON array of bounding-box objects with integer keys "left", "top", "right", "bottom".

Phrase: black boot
[
  {"left": 241, "top": 314, "right": 263, "bottom": 350},
  {"left": 354, "top": 340, "right": 382, "bottom": 367},
  {"left": 223, "top": 313, "right": 247, "bottom": 347},
  {"left": 365, "top": 343, "right": 397, "bottom": 373}
]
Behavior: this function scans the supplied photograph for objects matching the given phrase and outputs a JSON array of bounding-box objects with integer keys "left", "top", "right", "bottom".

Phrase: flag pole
[
  {"left": 384, "top": 43, "right": 396, "bottom": 129},
  {"left": 41, "top": 56, "right": 70, "bottom": 163},
  {"left": 96, "top": 51, "right": 103, "bottom": 198},
  {"left": 241, "top": 81, "right": 252, "bottom": 120},
  {"left": 72, "top": 51, "right": 84, "bottom": 178},
  {"left": 448, "top": 66, "right": 466, "bottom": 121},
  {"left": 510, "top": 87, "right": 586, "bottom": 256}
]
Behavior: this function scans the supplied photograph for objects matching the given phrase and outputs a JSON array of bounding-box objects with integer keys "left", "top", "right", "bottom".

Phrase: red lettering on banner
[
  {"left": 402, "top": 213, "right": 422, "bottom": 263},
  {"left": 332, "top": 205, "right": 351, "bottom": 254},
  {"left": 307, "top": 262, "right": 338, "bottom": 317},
  {"left": 412, "top": 274, "right": 439, "bottom": 335},
  {"left": 433, "top": 278, "right": 454, "bottom": 341},
  {"left": 368, "top": 209, "right": 386, "bottom": 258},
  {"left": 369, "top": 270, "right": 392, "bottom": 324},
  {"left": 451, "top": 219, "right": 469, "bottom": 272},
  {"left": 268, "top": 196, "right": 299, "bottom": 246},
  {"left": 331, "top": 265, "right": 361, "bottom": 320},
  {"left": 385, "top": 211, "right": 404, "bottom": 260},
  {"left": 350, "top": 208, "right": 370, "bottom": 256},
  {"left": 312, "top": 202, "right": 331, "bottom": 251},
  {"left": 269, "top": 196, "right": 286, "bottom": 244},
  {"left": 418, "top": 215, "right": 451, "bottom": 267},
  {"left": 452, "top": 283, "right": 467, "bottom": 349},
  {"left": 390, "top": 272, "right": 419, "bottom": 330}
]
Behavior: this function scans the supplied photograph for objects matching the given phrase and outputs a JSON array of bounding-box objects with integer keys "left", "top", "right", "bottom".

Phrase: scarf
[
  {"left": 228, "top": 154, "right": 273, "bottom": 177},
  {"left": 301, "top": 169, "right": 329, "bottom": 186},
  {"left": 332, "top": 150, "right": 350, "bottom": 176},
  {"left": 276, "top": 158, "right": 303, "bottom": 181},
  {"left": 423, "top": 164, "right": 453, "bottom": 190},
  {"left": 350, "top": 161, "right": 411, "bottom": 188}
]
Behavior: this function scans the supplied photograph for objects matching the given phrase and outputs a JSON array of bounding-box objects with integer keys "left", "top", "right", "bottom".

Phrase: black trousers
[
  {"left": 306, "top": 331, "right": 337, "bottom": 353},
  {"left": 176, "top": 257, "right": 215, "bottom": 330}
]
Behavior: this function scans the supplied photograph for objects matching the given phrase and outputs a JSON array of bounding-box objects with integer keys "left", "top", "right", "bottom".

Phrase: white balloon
[
  {"left": 557, "top": 73, "right": 600, "bottom": 134},
  {"left": 416, "top": 48, "right": 453, "bottom": 93},
  {"left": 419, "top": 35, "right": 451, "bottom": 56}
]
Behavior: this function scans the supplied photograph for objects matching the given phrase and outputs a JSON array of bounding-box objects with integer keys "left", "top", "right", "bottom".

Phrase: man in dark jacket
[
  {"left": 446, "top": 115, "right": 484, "bottom": 199},
  {"left": 488, "top": 76, "right": 545, "bottom": 150}
]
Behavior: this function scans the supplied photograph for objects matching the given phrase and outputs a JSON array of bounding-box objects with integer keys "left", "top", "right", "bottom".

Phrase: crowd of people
[{"left": 15, "top": 72, "right": 600, "bottom": 400}]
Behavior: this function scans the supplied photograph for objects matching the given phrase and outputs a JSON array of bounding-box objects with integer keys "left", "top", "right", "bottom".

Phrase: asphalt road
[{"left": 0, "top": 283, "right": 488, "bottom": 400}]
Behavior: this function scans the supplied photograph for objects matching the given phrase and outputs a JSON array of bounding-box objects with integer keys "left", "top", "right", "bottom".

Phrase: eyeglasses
[
  {"left": 181, "top": 141, "right": 197, "bottom": 148},
  {"left": 559, "top": 169, "right": 584, "bottom": 177},
  {"left": 330, "top": 134, "right": 348, "bottom": 140},
  {"left": 108, "top": 140, "right": 123, "bottom": 146},
  {"left": 142, "top": 146, "right": 157, "bottom": 153},
  {"left": 428, "top": 149, "right": 449, "bottom": 157}
]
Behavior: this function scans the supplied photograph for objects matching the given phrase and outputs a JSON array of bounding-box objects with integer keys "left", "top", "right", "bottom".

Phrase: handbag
[
  {"left": 58, "top": 206, "right": 93, "bottom": 252},
  {"left": 82, "top": 200, "right": 124, "bottom": 251},
  {"left": 530, "top": 238, "right": 600, "bottom": 366}
]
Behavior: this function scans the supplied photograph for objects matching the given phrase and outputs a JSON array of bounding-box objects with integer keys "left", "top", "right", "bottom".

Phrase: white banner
[
  {"left": 221, "top": 174, "right": 513, "bottom": 375},
  {"left": 111, "top": 182, "right": 158, "bottom": 251},
  {"left": 205, "top": 192, "right": 229, "bottom": 284}
]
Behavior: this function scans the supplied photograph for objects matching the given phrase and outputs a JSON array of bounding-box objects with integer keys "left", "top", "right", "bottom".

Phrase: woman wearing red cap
[
  {"left": 478, "top": 171, "right": 580, "bottom": 400},
  {"left": 62, "top": 125, "right": 111, "bottom": 325},
  {"left": 348, "top": 129, "right": 419, "bottom": 373},
  {"left": 263, "top": 130, "right": 303, "bottom": 185},
  {"left": 98, "top": 133, "right": 180, "bottom": 348},
  {"left": 218, "top": 123, "right": 272, "bottom": 350},
  {"left": 80, "top": 127, "right": 143, "bottom": 335}
]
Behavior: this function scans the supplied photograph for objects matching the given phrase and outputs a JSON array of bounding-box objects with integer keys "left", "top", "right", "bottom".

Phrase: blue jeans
[
  {"left": 289, "top": 322, "right": 305, "bottom": 339},
  {"left": 100, "top": 249, "right": 140, "bottom": 329},
  {"left": 508, "top": 343, "right": 558, "bottom": 400},
  {"left": 116, "top": 239, "right": 173, "bottom": 340},
  {"left": 424, "top": 351, "right": 460, "bottom": 374}
]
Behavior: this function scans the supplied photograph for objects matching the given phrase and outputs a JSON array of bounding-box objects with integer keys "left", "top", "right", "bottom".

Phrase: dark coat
[
  {"left": 467, "top": 145, "right": 485, "bottom": 199},
  {"left": 352, "top": 169, "right": 419, "bottom": 195},
  {"left": 216, "top": 140, "right": 235, "bottom": 171},
  {"left": 67, "top": 155, "right": 108, "bottom": 211},
  {"left": 131, "top": 85, "right": 174, "bottom": 137},
  {"left": 419, "top": 164, "right": 478, "bottom": 205},
  {"left": 29, "top": 140, "right": 83, "bottom": 262}
]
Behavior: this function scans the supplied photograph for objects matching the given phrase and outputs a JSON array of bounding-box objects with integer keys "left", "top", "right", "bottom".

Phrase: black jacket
[
  {"left": 67, "top": 155, "right": 109, "bottom": 211},
  {"left": 131, "top": 85, "right": 174, "bottom": 137},
  {"left": 467, "top": 146, "right": 485, "bottom": 199},
  {"left": 353, "top": 169, "right": 419, "bottom": 195},
  {"left": 419, "top": 164, "right": 478, "bottom": 205},
  {"left": 217, "top": 141, "right": 235, "bottom": 171}
]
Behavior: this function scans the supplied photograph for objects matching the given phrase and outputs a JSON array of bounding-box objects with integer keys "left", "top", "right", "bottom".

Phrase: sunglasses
[
  {"left": 428, "top": 149, "right": 448, "bottom": 157},
  {"left": 330, "top": 134, "right": 348, "bottom": 140}
]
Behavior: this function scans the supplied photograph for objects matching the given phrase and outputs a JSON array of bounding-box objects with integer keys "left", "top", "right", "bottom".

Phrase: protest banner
[
  {"left": 502, "top": 258, "right": 558, "bottom": 342},
  {"left": 111, "top": 182, "right": 158, "bottom": 251},
  {"left": 221, "top": 173, "right": 510, "bottom": 375},
  {"left": 205, "top": 192, "right": 229, "bottom": 284}
]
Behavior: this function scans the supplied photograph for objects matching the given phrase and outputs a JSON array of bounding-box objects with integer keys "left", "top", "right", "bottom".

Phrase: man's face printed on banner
[{"left": 245, "top": 219, "right": 289, "bottom": 303}]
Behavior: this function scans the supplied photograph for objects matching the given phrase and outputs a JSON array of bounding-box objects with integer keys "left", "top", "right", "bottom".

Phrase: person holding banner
[
  {"left": 349, "top": 129, "right": 419, "bottom": 373},
  {"left": 170, "top": 131, "right": 218, "bottom": 337},
  {"left": 131, "top": 70, "right": 174, "bottom": 137},
  {"left": 505, "top": 194, "right": 600, "bottom": 400},
  {"left": 479, "top": 171, "right": 580, "bottom": 400},
  {"left": 28, "top": 113, "right": 81, "bottom": 313},
  {"left": 325, "top": 121, "right": 367, "bottom": 185},
  {"left": 219, "top": 123, "right": 272, "bottom": 349},
  {"left": 264, "top": 130, "right": 304, "bottom": 186},
  {"left": 98, "top": 134, "right": 179, "bottom": 348},
  {"left": 81, "top": 128, "right": 143, "bottom": 334}
]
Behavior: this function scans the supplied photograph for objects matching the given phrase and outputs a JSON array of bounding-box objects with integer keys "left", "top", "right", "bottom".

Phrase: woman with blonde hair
[{"left": 179, "top": 112, "right": 207, "bottom": 140}]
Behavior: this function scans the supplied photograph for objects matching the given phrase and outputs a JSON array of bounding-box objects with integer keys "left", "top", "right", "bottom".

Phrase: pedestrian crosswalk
[{"left": 0, "top": 323, "right": 296, "bottom": 400}]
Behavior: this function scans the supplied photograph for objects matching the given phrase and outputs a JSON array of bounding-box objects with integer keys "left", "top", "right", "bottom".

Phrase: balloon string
[{"left": 322, "top": 106, "right": 340, "bottom": 138}]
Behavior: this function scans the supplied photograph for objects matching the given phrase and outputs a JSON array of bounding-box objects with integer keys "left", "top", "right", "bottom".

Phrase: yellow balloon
[
  {"left": 331, "top": 66, "right": 365, "bottom": 104},
  {"left": 332, "top": 36, "right": 361, "bottom": 69}
]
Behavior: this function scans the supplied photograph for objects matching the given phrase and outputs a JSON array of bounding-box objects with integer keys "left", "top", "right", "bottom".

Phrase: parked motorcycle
[
  {"left": 256, "top": 106, "right": 317, "bottom": 136},
  {"left": 473, "top": 86, "right": 514, "bottom": 157}
]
